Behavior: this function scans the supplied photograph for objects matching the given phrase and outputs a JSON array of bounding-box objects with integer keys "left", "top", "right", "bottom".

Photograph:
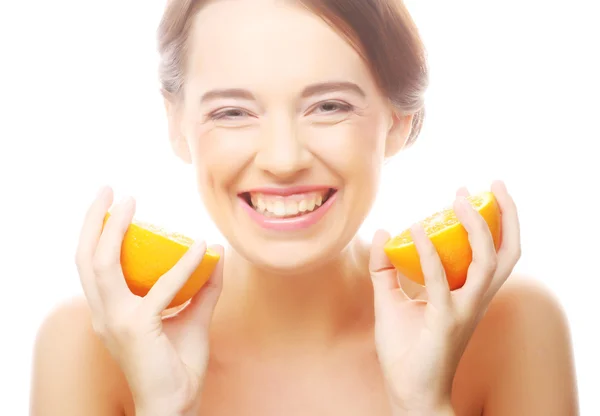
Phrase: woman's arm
[
  {"left": 30, "top": 298, "right": 126, "bottom": 416},
  {"left": 482, "top": 278, "right": 579, "bottom": 415}
]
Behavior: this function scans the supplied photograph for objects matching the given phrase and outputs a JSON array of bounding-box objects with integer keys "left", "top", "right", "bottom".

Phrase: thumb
[
  {"left": 369, "top": 230, "right": 407, "bottom": 306},
  {"left": 369, "top": 230, "right": 399, "bottom": 290},
  {"left": 178, "top": 244, "right": 225, "bottom": 329}
]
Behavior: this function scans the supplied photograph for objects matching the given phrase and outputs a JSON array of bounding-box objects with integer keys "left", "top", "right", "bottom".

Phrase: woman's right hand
[{"left": 74, "top": 187, "right": 224, "bottom": 416}]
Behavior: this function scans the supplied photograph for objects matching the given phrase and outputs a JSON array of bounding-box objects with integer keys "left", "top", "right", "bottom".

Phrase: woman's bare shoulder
[
  {"left": 483, "top": 275, "right": 568, "bottom": 326},
  {"left": 466, "top": 275, "right": 578, "bottom": 415},
  {"left": 30, "top": 297, "right": 130, "bottom": 415},
  {"left": 479, "top": 275, "right": 571, "bottom": 347}
]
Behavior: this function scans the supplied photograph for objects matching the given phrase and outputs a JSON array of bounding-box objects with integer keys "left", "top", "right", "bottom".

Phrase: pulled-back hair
[{"left": 158, "top": 0, "right": 428, "bottom": 145}]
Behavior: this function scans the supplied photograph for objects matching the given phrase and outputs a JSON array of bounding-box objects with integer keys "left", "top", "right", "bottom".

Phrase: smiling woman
[
  {"left": 30, "top": 1, "right": 578, "bottom": 415},
  {"left": 162, "top": 0, "right": 426, "bottom": 274}
]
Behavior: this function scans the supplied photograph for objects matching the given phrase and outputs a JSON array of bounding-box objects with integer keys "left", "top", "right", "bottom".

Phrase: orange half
[
  {"left": 103, "top": 214, "right": 220, "bottom": 308},
  {"left": 383, "top": 192, "right": 502, "bottom": 290}
]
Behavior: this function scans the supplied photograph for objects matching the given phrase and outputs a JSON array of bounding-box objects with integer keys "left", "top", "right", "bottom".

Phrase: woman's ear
[
  {"left": 385, "top": 111, "right": 414, "bottom": 158},
  {"left": 163, "top": 91, "right": 192, "bottom": 164}
]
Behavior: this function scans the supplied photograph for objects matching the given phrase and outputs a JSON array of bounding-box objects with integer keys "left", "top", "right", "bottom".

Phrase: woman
[{"left": 30, "top": 0, "right": 578, "bottom": 415}]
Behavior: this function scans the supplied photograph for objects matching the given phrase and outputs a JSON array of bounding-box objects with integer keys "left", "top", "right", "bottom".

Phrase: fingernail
[
  {"left": 97, "top": 186, "right": 108, "bottom": 198},
  {"left": 190, "top": 239, "right": 207, "bottom": 253},
  {"left": 114, "top": 196, "right": 134, "bottom": 214},
  {"left": 492, "top": 179, "right": 506, "bottom": 191},
  {"left": 119, "top": 196, "right": 133, "bottom": 206},
  {"left": 410, "top": 223, "right": 423, "bottom": 236},
  {"left": 209, "top": 243, "right": 224, "bottom": 256}
]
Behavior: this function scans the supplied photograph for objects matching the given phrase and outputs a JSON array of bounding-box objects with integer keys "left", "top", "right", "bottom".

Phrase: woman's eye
[
  {"left": 210, "top": 108, "right": 249, "bottom": 120},
  {"left": 313, "top": 101, "right": 353, "bottom": 114}
]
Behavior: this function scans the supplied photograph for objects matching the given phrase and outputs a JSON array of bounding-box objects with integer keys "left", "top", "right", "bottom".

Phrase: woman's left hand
[{"left": 369, "top": 180, "right": 521, "bottom": 415}]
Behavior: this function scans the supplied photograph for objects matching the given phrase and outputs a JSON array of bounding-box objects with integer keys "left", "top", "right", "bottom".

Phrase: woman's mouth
[
  {"left": 238, "top": 188, "right": 338, "bottom": 231},
  {"left": 241, "top": 188, "right": 336, "bottom": 218}
]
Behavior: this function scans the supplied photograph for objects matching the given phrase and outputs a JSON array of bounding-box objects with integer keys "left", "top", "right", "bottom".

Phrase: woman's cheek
[
  {"left": 307, "top": 118, "right": 386, "bottom": 174},
  {"left": 192, "top": 127, "right": 259, "bottom": 186}
]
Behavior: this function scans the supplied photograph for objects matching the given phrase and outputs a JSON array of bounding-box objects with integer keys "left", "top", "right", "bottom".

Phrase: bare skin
[
  {"left": 31, "top": 273, "right": 577, "bottom": 416},
  {"left": 30, "top": 1, "right": 578, "bottom": 414}
]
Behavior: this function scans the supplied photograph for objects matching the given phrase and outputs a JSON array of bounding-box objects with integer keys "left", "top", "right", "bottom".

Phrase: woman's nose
[{"left": 254, "top": 117, "right": 312, "bottom": 180}]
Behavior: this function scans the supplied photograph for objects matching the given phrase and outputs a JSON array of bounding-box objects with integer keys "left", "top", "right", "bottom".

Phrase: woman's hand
[
  {"left": 75, "top": 187, "right": 224, "bottom": 416},
  {"left": 369, "top": 181, "right": 521, "bottom": 415}
]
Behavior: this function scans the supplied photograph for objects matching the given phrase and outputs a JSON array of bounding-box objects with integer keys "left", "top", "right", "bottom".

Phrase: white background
[{"left": 1, "top": 1, "right": 598, "bottom": 414}]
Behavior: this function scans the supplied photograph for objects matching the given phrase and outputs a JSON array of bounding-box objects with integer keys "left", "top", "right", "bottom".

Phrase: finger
[
  {"left": 487, "top": 181, "right": 521, "bottom": 294},
  {"left": 142, "top": 239, "right": 209, "bottom": 314},
  {"left": 75, "top": 186, "right": 114, "bottom": 314},
  {"left": 410, "top": 223, "right": 451, "bottom": 311},
  {"left": 454, "top": 196, "right": 498, "bottom": 302},
  {"left": 456, "top": 187, "right": 470, "bottom": 198},
  {"left": 93, "top": 197, "right": 136, "bottom": 308},
  {"left": 176, "top": 244, "right": 225, "bottom": 328},
  {"left": 369, "top": 230, "right": 409, "bottom": 307},
  {"left": 170, "top": 245, "right": 225, "bottom": 375}
]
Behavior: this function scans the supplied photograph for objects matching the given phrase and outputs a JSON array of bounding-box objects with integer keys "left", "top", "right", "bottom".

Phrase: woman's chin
[
  {"left": 234, "top": 240, "right": 344, "bottom": 276},
  {"left": 220, "top": 200, "right": 366, "bottom": 275}
]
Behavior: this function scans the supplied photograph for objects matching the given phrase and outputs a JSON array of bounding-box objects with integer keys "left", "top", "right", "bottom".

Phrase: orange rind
[
  {"left": 103, "top": 214, "right": 220, "bottom": 308},
  {"left": 384, "top": 192, "right": 501, "bottom": 290}
]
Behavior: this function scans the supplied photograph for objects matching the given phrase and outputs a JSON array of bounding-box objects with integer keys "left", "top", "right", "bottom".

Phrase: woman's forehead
[{"left": 185, "top": 0, "right": 372, "bottom": 91}]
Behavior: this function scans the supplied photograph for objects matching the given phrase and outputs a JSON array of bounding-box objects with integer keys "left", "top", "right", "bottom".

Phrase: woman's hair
[{"left": 157, "top": 0, "right": 428, "bottom": 145}]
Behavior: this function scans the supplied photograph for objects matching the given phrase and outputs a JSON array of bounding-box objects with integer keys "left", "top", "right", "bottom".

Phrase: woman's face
[{"left": 166, "top": 0, "right": 412, "bottom": 273}]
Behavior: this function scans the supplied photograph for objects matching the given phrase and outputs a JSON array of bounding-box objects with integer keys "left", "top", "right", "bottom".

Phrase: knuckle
[
  {"left": 477, "top": 217, "right": 491, "bottom": 234},
  {"left": 475, "top": 305, "right": 490, "bottom": 324},
  {"left": 460, "top": 299, "right": 480, "bottom": 320},
  {"left": 512, "top": 245, "right": 522, "bottom": 262},
  {"left": 74, "top": 250, "right": 88, "bottom": 270},
  {"left": 471, "top": 214, "right": 486, "bottom": 231},
  {"left": 74, "top": 251, "right": 82, "bottom": 267},
  {"left": 475, "top": 252, "right": 497, "bottom": 277},
  {"left": 430, "top": 264, "right": 446, "bottom": 281},
  {"left": 422, "top": 242, "right": 438, "bottom": 259},
  {"left": 486, "top": 254, "right": 498, "bottom": 274},
  {"left": 106, "top": 315, "right": 139, "bottom": 340},
  {"left": 441, "top": 312, "right": 461, "bottom": 333},
  {"left": 91, "top": 319, "right": 107, "bottom": 338},
  {"left": 92, "top": 254, "right": 116, "bottom": 276}
]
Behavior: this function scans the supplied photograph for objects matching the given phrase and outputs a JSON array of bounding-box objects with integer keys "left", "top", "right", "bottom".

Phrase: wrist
[
  {"left": 135, "top": 406, "right": 198, "bottom": 416},
  {"left": 132, "top": 385, "right": 202, "bottom": 416},
  {"left": 135, "top": 398, "right": 200, "bottom": 416},
  {"left": 396, "top": 406, "right": 455, "bottom": 416},
  {"left": 392, "top": 399, "right": 455, "bottom": 416}
]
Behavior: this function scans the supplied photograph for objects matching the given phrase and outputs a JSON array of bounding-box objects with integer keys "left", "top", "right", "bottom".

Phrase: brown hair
[{"left": 157, "top": 0, "right": 428, "bottom": 145}]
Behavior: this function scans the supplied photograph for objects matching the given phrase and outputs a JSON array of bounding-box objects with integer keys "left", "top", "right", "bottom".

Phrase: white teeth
[
  {"left": 274, "top": 200, "right": 286, "bottom": 216},
  {"left": 298, "top": 200, "right": 308, "bottom": 212},
  {"left": 247, "top": 190, "right": 332, "bottom": 218},
  {"left": 285, "top": 200, "right": 299, "bottom": 216}
]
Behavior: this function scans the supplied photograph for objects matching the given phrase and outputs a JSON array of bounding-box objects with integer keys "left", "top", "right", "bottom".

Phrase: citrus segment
[
  {"left": 383, "top": 192, "right": 501, "bottom": 290},
  {"left": 103, "top": 214, "right": 220, "bottom": 308}
]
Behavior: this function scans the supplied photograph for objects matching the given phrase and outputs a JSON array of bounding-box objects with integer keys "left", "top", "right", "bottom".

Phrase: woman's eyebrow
[
  {"left": 301, "top": 81, "right": 366, "bottom": 99},
  {"left": 199, "top": 81, "right": 366, "bottom": 105},
  {"left": 200, "top": 88, "right": 255, "bottom": 104}
]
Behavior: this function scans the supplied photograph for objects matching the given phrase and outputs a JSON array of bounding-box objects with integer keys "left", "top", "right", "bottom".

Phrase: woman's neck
[{"left": 213, "top": 238, "right": 374, "bottom": 351}]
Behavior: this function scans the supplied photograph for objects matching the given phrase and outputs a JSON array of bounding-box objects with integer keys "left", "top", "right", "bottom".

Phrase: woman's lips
[{"left": 238, "top": 189, "right": 338, "bottom": 231}]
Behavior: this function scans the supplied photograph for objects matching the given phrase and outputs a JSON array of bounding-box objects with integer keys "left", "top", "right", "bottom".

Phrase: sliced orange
[
  {"left": 383, "top": 191, "right": 501, "bottom": 290},
  {"left": 103, "top": 214, "right": 220, "bottom": 308}
]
